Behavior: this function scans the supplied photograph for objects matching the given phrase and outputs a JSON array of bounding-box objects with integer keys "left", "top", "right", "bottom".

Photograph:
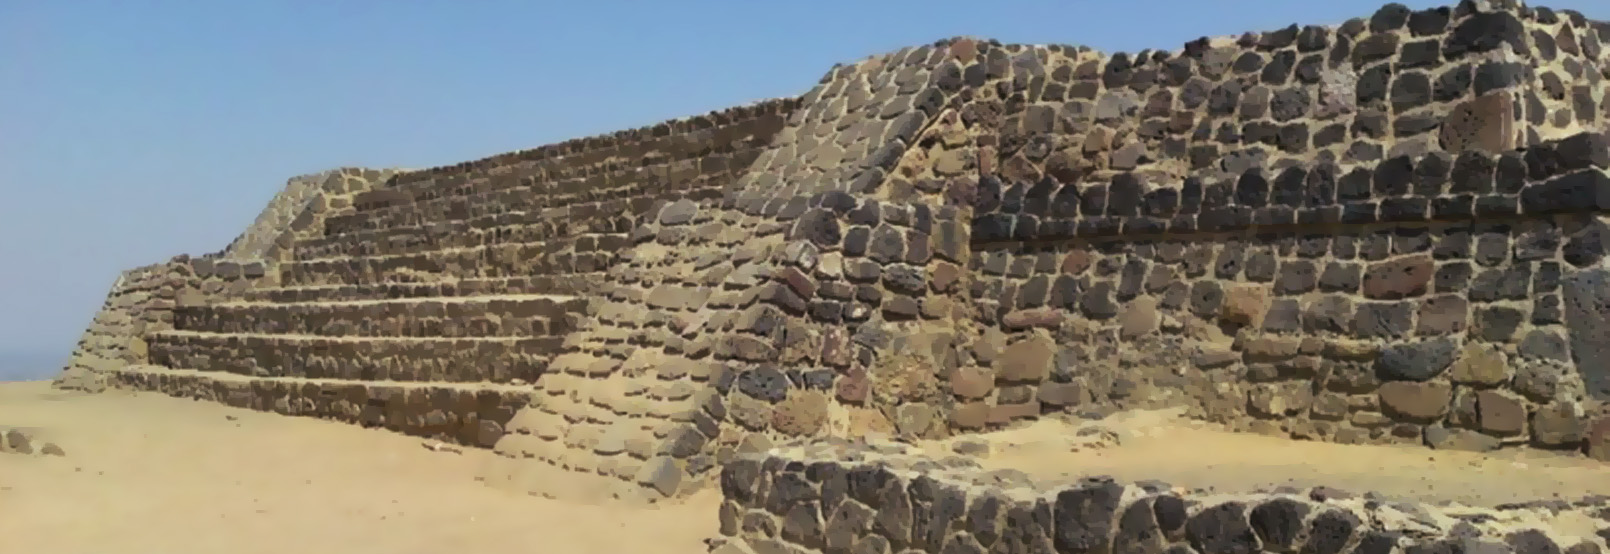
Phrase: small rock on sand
[
  {"left": 951, "top": 438, "right": 990, "bottom": 457},
  {"left": 5, "top": 428, "right": 35, "bottom": 454}
]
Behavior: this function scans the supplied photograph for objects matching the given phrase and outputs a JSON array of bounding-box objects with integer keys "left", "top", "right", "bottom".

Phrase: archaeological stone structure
[{"left": 55, "top": 0, "right": 1610, "bottom": 551}]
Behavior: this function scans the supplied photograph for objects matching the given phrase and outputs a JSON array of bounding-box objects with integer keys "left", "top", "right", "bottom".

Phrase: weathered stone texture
[
  {"left": 725, "top": 447, "right": 1610, "bottom": 554},
  {"left": 53, "top": 2, "right": 1610, "bottom": 511}
]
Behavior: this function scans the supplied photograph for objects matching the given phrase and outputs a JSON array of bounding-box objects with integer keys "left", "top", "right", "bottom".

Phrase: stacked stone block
[
  {"left": 482, "top": 43, "right": 972, "bottom": 501},
  {"left": 218, "top": 168, "right": 397, "bottom": 262},
  {"left": 717, "top": 444, "right": 1610, "bottom": 554},
  {"left": 57, "top": 264, "right": 177, "bottom": 391},
  {"left": 56, "top": 257, "right": 271, "bottom": 391},
  {"left": 284, "top": 102, "right": 792, "bottom": 293},
  {"left": 115, "top": 366, "right": 533, "bottom": 447},
  {"left": 925, "top": 2, "right": 1610, "bottom": 460},
  {"left": 88, "top": 100, "right": 798, "bottom": 454},
  {"left": 54, "top": 0, "right": 1610, "bottom": 510},
  {"left": 1521, "top": 6, "right": 1610, "bottom": 143},
  {"left": 961, "top": 134, "right": 1610, "bottom": 453}
]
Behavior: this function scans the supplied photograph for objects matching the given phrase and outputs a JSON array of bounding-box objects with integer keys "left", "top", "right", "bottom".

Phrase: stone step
[
  {"left": 175, "top": 294, "right": 588, "bottom": 339},
  {"left": 278, "top": 239, "right": 621, "bottom": 287},
  {"left": 298, "top": 211, "right": 633, "bottom": 256},
  {"left": 293, "top": 211, "right": 621, "bottom": 261},
  {"left": 323, "top": 140, "right": 765, "bottom": 236},
  {"left": 146, "top": 330, "right": 561, "bottom": 384},
  {"left": 240, "top": 276, "right": 597, "bottom": 303},
  {"left": 109, "top": 365, "right": 534, "bottom": 448},
  {"left": 319, "top": 164, "right": 736, "bottom": 243},
  {"left": 484, "top": 344, "right": 729, "bottom": 502}
]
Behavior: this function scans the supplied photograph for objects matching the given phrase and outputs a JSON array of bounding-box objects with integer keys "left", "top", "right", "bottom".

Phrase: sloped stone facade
[{"left": 56, "top": 1, "right": 1610, "bottom": 544}]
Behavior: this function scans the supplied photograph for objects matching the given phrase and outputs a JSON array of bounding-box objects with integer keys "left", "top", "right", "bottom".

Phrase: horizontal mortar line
[
  {"left": 352, "top": 161, "right": 748, "bottom": 213},
  {"left": 367, "top": 163, "right": 744, "bottom": 211},
  {"left": 294, "top": 237, "right": 608, "bottom": 260},
  {"left": 384, "top": 164, "right": 687, "bottom": 195},
  {"left": 288, "top": 239, "right": 621, "bottom": 265},
  {"left": 330, "top": 198, "right": 637, "bottom": 221},
  {"left": 150, "top": 330, "right": 557, "bottom": 343},
  {"left": 310, "top": 216, "right": 566, "bottom": 240},
  {"left": 384, "top": 134, "right": 767, "bottom": 190},
  {"left": 316, "top": 217, "right": 627, "bottom": 241},
  {"left": 119, "top": 364, "right": 538, "bottom": 393},
  {"left": 247, "top": 277, "right": 564, "bottom": 292},
  {"left": 967, "top": 210, "right": 1599, "bottom": 250},
  {"left": 306, "top": 230, "right": 623, "bottom": 254},
  {"left": 279, "top": 272, "right": 606, "bottom": 286},
  {"left": 317, "top": 214, "right": 551, "bottom": 236},
  {"left": 383, "top": 138, "right": 766, "bottom": 186},
  {"left": 204, "top": 293, "right": 585, "bottom": 308},
  {"left": 244, "top": 290, "right": 594, "bottom": 304}
]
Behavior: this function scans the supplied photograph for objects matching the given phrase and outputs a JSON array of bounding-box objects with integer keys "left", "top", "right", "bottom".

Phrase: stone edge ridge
[
  {"left": 717, "top": 444, "right": 1610, "bottom": 554},
  {"left": 389, "top": 97, "right": 805, "bottom": 187},
  {"left": 970, "top": 131, "right": 1610, "bottom": 246},
  {"left": 218, "top": 168, "right": 378, "bottom": 261}
]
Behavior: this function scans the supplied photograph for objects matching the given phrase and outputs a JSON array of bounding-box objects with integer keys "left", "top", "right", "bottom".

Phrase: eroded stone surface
[{"left": 51, "top": 2, "right": 1610, "bottom": 513}]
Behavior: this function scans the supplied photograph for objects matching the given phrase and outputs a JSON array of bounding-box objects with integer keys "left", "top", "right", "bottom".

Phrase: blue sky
[{"left": 0, "top": 0, "right": 1602, "bottom": 380}]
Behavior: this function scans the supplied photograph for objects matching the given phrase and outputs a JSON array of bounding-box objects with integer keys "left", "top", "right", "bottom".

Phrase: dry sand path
[
  {"left": 0, "top": 381, "right": 717, "bottom": 554},
  {"left": 934, "top": 409, "right": 1610, "bottom": 507},
  {"left": 6, "top": 381, "right": 1608, "bottom": 553}
]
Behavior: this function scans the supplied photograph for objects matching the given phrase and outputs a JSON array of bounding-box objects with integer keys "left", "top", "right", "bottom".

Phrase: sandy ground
[
  {"left": 931, "top": 408, "right": 1610, "bottom": 507},
  {"left": 0, "top": 381, "right": 718, "bottom": 554},
  {"left": 6, "top": 381, "right": 1607, "bottom": 553}
]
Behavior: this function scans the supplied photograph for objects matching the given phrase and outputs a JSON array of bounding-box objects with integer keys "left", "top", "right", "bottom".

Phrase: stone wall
[
  {"left": 480, "top": 41, "right": 973, "bottom": 502},
  {"left": 54, "top": 0, "right": 1610, "bottom": 507},
  {"left": 219, "top": 169, "right": 333, "bottom": 260},
  {"left": 286, "top": 100, "right": 795, "bottom": 295},
  {"left": 214, "top": 168, "right": 401, "bottom": 263},
  {"left": 112, "top": 366, "right": 531, "bottom": 447},
  {"left": 476, "top": 2, "right": 1610, "bottom": 503},
  {"left": 928, "top": 2, "right": 1610, "bottom": 458},
  {"left": 56, "top": 258, "right": 270, "bottom": 391},
  {"left": 716, "top": 443, "right": 1610, "bottom": 554},
  {"left": 77, "top": 99, "right": 802, "bottom": 454},
  {"left": 56, "top": 263, "right": 174, "bottom": 391},
  {"left": 957, "top": 130, "right": 1610, "bottom": 455},
  {"left": 1521, "top": 6, "right": 1610, "bottom": 143},
  {"left": 57, "top": 167, "right": 397, "bottom": 389}
]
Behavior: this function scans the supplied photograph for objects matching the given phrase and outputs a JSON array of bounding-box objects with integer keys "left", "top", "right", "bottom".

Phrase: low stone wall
[
  {"left": 56, "top": 263, "right": 172, "bottom": 391},
  {"left": 56, "top": 257, "right": 273, "bottom": 391},
  {"left": 717, "top": 441, "right": 1610, "bottom": 554},
  {"left": 953, "top": 132, "right": 1610, "bottom": 459},
  {"left": 172, "top": 295, "right": 587, "bottom": 338},
  {"left": 145, "top": 333, "right": 560, "bottom": 384},
  {"left": 58, "top": 168, "right": 395, "bottom": 390},
  {"left": 111, "top": 366, "right": 532, "bottom": 448}
]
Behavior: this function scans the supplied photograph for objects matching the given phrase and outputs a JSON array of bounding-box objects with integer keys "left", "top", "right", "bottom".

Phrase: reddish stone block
[
  {"left": 931, "top": 261, "right": 962, "bottom": 293},
  {"left": 1587, "top": 415, "right": 1610, "bottom": 461},
  {"left": 988, "top": 402, "right": 1039, "bottom": 425},
  {"left": 1001, "top": 309, "right": 1061, "bottom": 330},
  {"left": 1362, "top": 254, "right": 1434, "bottom": 299},
  {"left": 1062, "top": 249, "right": 1092, "bottom": 275},
  {"left": 950, "top": 402, "right": 989, "bottom": 430},
  {"left": 835, "top": 367, "right": 869, "bottom": 403},
  {"left": 951, "top": 368, "right": 995, "bottom": 399}
]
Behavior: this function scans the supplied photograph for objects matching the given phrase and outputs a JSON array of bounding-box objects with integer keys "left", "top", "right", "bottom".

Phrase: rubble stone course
[
  {"left": 50, "top": 0, "right": 1610, "bottom": 549},
  {"left": 717, "top": 442, "right": 1610, "bottom": 554}
]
